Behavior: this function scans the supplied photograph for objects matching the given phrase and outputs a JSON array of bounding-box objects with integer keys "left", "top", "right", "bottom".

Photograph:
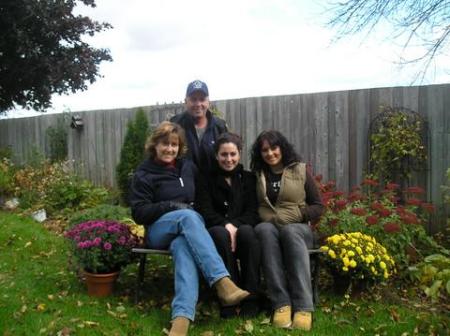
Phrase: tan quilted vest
[{"left": 256, "top": 162, "right": 307, "bottom": 226}]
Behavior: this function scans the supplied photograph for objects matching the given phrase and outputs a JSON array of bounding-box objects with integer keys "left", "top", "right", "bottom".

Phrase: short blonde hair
[{"left": 145, "top": 121, "right": 187, "bottom": 159}]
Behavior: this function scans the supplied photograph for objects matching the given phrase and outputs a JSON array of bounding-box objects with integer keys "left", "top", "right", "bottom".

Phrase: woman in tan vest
[{"left": 250, "top": 130, "right": 324, "bottom": 331}]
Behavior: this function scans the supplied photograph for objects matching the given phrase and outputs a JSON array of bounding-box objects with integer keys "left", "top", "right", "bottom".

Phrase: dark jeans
[
  {"left": 208, "top": 225, "right": 261, "bottom": 295},
  {"left": 255, "top": 222, "right": 314, "bottom": 312}
]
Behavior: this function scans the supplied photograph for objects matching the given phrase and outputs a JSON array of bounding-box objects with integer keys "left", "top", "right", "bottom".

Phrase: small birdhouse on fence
[{"left": 70, "top": 115, "right": 84, "bottom": 130}]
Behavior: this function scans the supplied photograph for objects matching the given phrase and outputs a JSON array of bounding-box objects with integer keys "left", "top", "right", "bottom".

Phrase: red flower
[
  {"left": 406, "top": 198, "right": 422, "bottom": 206},
  {"left": 386, "top": 183, "right": 400, "bottom": 190},
  {"left": 389, "top": 196, "right": 400, "bottom": 204},
  {"left": 366, "top": 215, "right": 379, "bottom": 225},
  {"left": 348, "top": 192, "right": 364, "bottom": 202},
  {"left": 329, "top": 218, "right": 338, "bottom": 227},
  {"left": 370, "top": 201, "right": 384, "bottom": 211},
  {"left": 383, "top": 222, "right": 401, "bottom": 233},
  {"left": 396, "top": 206, "right": 406, "bottom": 215},
  {"left": 351, "top": 207, "right": 367, "bottom": 216},
  {"left": 334, "top": 199, "right": 347, "bottom": 209},
  {"left": 400, "top": 211, "right": 419, "bottom": 225},
  {"left": 378, "top": 208, "right": 392, "bottom": 218},
  {"left": 326, "top": 180, "right": 336, "bottom": 189},
  {"left": 405, "top": 186, "right": 425, "bottom": 194},
  {"left": 314, "top": 174, "right": 323, "bottom": 182},
  {"left": 362, "top": 178, "right": 379, "bottom": 187},
  {"left": 333, "top": 191, "right": 345, "bottom": 197},
  {"left": 421, "top": 203, "right": 435, "bottom": 214}
]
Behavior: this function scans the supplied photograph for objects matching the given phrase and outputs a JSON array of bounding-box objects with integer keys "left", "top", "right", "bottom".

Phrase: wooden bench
[{"left": 132, "top": 246, "right": 324, "bottom": 305}]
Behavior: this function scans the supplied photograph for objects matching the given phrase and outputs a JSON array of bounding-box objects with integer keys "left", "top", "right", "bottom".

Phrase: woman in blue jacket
[{"left": 129, "top": 122, "right": 249, "bottom": 336}]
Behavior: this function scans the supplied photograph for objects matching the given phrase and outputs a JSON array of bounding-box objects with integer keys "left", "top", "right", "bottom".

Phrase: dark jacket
[
  {"left": 195, "top": 164, "right": 260, "bottom": 228},
  {"left": 170, "top": 110, "right": 227, "bottom": 173},
  {"left": 129, "top": 158, "right": 197, "bottom": 226}
]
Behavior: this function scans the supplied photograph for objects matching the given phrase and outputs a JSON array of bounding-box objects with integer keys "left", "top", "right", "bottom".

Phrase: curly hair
[
  {"left": 250, "top": 130, "right": 300, "bottom": 172},
  {"left": 214, "top": 132, "right": 243, "bottom": 154},
  {"left": 145, "top": 121, "right": 187, "bottom": 159}
]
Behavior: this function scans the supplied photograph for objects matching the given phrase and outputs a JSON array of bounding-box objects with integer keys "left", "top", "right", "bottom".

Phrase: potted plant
[
  {"left": 64, "top": 220, "right": 138, "bottom": 297},
  {"left": 320, "top": 232, "right": 396, "bottom": 294}
]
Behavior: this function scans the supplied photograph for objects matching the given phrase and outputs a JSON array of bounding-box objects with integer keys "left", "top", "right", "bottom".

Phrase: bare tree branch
[{"left": 325, "top": 0, "right": 450, "bottom": 82}]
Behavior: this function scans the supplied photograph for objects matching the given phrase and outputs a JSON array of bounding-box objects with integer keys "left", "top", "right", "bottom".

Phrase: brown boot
[
  {"left": 168, "top": 317, "right": 190, "bottom": 336},
  {"left": 214, "top": 277, "right": 250, "bottom": 306},
  {"left": 292, "top": 311, "right": 312, "bottom": 331},
  {"left": 272, "top": 305, "right": 292, "bottom": 328}
]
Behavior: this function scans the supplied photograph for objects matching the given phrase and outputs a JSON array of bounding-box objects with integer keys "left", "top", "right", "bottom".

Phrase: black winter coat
[
  {"left": 170, "top": 110, "right": 227, "bottom": 173},
  {"left": 195, "top": 164, "right": 260, "bottom": 228},
  {"left": 129, "top": 158, "right": 197, "bottom": 226}
]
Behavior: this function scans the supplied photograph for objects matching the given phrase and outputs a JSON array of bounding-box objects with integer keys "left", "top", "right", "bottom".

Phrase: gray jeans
[{"left": 255, "top": 222, "right": 314, "bottom": 312}]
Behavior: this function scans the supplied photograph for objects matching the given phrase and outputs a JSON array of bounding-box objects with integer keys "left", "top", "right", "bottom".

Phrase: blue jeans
[
  {"left": 255, "top": 222, "right": 314, "bottom": 312},
  {"left": 147, "top": 209, "right": 229, "bottom": 321}
]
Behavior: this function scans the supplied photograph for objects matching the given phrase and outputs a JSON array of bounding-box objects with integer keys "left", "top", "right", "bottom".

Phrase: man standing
[{"left": 171, "top": 80, "right": 227, "bottom": 172}]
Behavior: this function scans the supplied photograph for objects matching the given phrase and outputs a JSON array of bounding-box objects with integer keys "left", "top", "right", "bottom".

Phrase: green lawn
[{"left": 0, "top": 211, "right": 447, "bottom": 335}]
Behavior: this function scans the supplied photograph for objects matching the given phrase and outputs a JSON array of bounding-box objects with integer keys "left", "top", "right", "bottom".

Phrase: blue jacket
[
  {"left": 170, "top": 110, "right": 227, "bottom": 173},
  {"left": 129, "top": 158, "right": 197, "bottom": 226}
]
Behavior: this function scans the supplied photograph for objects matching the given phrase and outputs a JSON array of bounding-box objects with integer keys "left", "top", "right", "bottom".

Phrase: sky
[{"left": 4, "top": 0, "right": 449, "bottom": 118}]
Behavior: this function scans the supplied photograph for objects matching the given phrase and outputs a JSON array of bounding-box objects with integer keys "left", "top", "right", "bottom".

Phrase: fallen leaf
[
  {"left": 201, "top": 331, "right": 214, "bottom": 336},
  {"left": 37, "top": 303, "right": 46, "bottom": 312},
  {"left": 56, "top": 327, "right": 71, "bottom": 336},
  {"left": 260, "top": 318, "right": 271, "bottom": 325},
  {"left": 24, "top": 242, "right": 32, "bottom": 248},
  {"left": 390, "top": 308, "right": 400, "bottom": 322},
  {"left": 244, "top": 320, "right": 254, "bottom": 333}
]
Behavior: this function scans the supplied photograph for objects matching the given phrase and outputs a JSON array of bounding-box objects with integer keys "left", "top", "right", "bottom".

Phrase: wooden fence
[{"left": 1, "top": 84, "right": 449, "bottom": 231}]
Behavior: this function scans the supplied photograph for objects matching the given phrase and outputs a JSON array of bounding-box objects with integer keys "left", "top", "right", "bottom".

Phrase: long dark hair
[{"left": 250, "top": 130, "right": 300, "bottom": 172}]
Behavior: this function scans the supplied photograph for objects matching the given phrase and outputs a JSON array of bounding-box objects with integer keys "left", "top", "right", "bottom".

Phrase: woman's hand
[{"left": 224, "top": 223, "right": 238, "bottom": 252}]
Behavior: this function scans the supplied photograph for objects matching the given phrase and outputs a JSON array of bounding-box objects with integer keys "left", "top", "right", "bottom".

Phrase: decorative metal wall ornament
[{"left": 70, "top": 115, "right": 84, "bottom": 130}]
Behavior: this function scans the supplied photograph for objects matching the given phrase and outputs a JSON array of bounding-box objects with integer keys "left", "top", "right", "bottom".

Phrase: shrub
[
  {"left": 317, "top": 177, "right": 444, "bottom": 275},
  {"left": 321, "top": 232, "right": 396, "bottom": 282},
  {"left": 69, "top": 204, "right": 130, "bottom": 227},
  {"left": 45, "top": 114, "right": 68, "bottom": 162},
  {"left": 116, "top": 109, "right": 150, "bottom": 205},
  {"left": 13, "top": 160, "right": 110, "bottom": 216},
  {"left": 409, "top": 254, "right": 450, "bottom": 302},
  {"left": 0, "top": 158, "right": 16, "bottom": 198}
]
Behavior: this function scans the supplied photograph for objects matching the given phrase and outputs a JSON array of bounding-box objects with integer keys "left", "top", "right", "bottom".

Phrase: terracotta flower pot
[{"left": 83, "top": 270, "right": 120, "bottom": 297}]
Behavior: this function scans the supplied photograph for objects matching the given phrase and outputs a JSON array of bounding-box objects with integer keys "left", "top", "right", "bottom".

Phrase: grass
[{"left": 0, "top": 211, "right": 448, "bottom": 335}]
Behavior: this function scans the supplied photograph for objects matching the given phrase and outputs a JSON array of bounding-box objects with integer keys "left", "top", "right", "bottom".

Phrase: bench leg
[
  {"left": 135, "top": 254, "right": 147, "bottom": 304},
  {"left": 312, "top": 254, "right": 320, "bottom": 305}
]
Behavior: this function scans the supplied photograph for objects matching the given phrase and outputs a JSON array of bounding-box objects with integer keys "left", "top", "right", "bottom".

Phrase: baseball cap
[{"left": 186, "top": 80, "right": 209, "bottom": 97}]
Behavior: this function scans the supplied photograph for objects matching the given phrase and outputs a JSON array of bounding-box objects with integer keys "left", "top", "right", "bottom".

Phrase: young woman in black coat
[{"left": 196, "top": 132, "right": 261, "bottom": 318}]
